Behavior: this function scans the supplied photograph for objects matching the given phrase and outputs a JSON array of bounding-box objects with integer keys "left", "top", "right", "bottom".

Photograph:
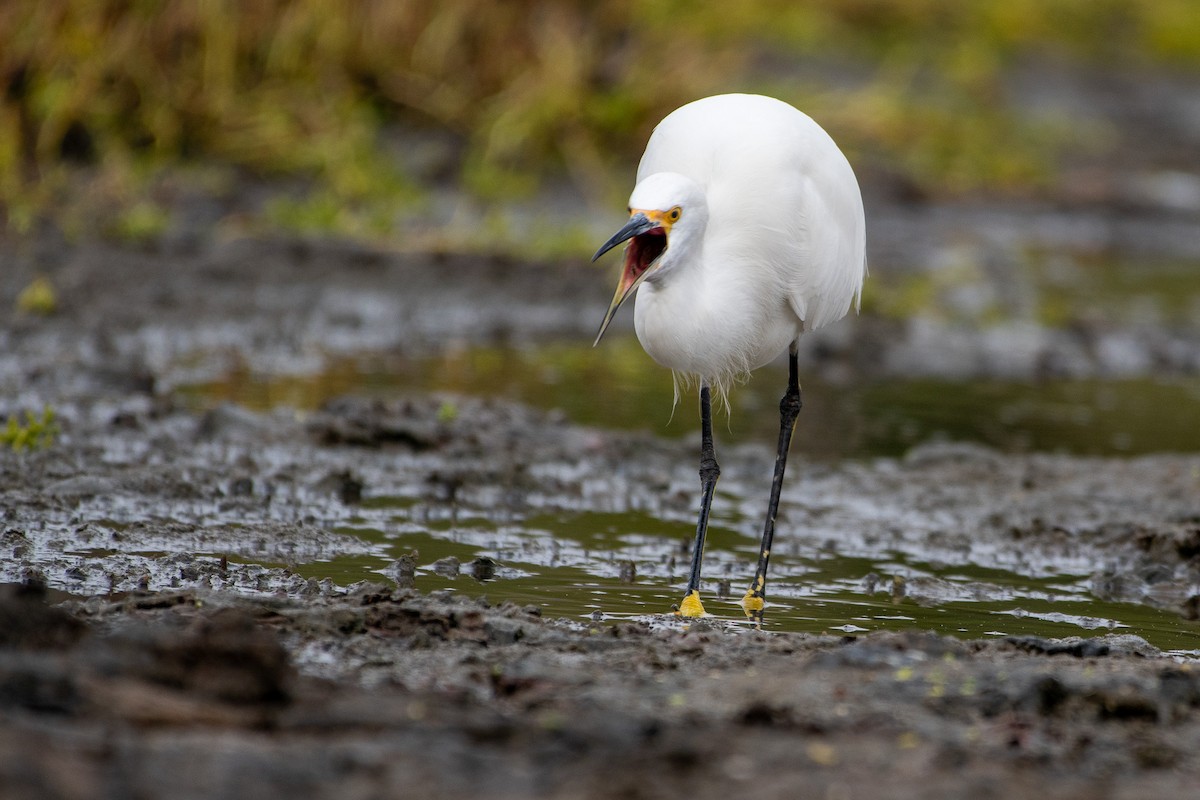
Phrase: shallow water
[
  {"left": 167, "top": 337, "right": 1200, "bottom": 655},
  {"left": 182, "top": 335, "right": 1200, "bottom": 458},
  {"left": 275, "top": 496, "right": 1200, "bottom": 657}
]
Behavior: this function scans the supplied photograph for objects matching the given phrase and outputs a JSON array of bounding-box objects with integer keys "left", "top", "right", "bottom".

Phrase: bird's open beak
[{"left": 592, "top": 212, "right": 667, "bottom": 346}]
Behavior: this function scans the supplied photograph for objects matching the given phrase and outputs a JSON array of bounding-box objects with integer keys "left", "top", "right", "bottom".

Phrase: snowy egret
[{"left": 592, "top": 93, "right": 866, "bottom": 624}]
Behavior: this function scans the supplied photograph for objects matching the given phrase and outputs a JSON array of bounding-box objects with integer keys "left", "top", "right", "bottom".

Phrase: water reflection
[
  {"left": 281, "top": 501, "right": 1200, "bottom": 656},
  {"left": 177, "top": 338, "right": 1200, "bottom": 654},
  {"left": 181, "top": 338, "right": 1200, "bottom": 458}
]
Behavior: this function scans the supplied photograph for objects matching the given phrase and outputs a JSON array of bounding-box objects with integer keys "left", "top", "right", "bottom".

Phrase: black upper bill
[{"left": 591, "top": 212, "right": 657, "bottom": 262}]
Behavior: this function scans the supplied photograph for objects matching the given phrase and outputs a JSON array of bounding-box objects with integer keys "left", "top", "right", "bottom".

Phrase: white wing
[{"left": 638, "top": 94, "right": 866, "bottom": 332}]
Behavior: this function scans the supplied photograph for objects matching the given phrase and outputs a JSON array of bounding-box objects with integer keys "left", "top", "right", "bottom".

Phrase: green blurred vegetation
[
  {"left": 1, "top": 1, "right": 1198, "bottom": 241},
  {"left": 2, "top": 407, "right": 59, "bottom": 452},
  {"left": 15, "top": 275, "right": 58, "bottom": 315}
]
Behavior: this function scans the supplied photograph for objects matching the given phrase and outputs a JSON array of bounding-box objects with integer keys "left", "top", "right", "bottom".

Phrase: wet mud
[
  {"left": 3, "top": 168, "right": 1200, "bottom": 796},
  {"left": 4, "top": 581, "right": 1200, "bottom": 799}
]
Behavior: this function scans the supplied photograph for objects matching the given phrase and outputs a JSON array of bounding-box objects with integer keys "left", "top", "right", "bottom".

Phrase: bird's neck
[{"left": 649, "top": 221, "right": 707, "bottom": 289}]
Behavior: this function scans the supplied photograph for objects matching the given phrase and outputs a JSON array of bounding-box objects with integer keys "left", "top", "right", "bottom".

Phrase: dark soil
[
  {"left": 3, "top": 581, "right": 1200, "bottom": 800},
  {"left": 3, "top": 87, "right": 1200, "bottom": 793},
  {"left": 1, "top": 232, "right": 1198, "bottom": 798}
]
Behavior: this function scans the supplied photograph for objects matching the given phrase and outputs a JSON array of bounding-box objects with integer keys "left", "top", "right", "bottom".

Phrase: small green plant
[
  {"left": 16, "top": 277, "right": 58, "bottom": 315},
  {"left": 111, "top": 200, "right": 170, "bottom": 243},
  {"left": 3, "top": 407, "right": 60, "bottom": 451},
  {"left": 436, "top": 400, "right": 459, "bottom": 424}
]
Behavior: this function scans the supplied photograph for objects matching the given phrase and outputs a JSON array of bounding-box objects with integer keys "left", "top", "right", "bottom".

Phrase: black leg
[
  {"left": 742, "top": 343, "right": 802, "bottom": 626},
  {"left": 678, "top": 382, "right": 719, "bottom": 616}
]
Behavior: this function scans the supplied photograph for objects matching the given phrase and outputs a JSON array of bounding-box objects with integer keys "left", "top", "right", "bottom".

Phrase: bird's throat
[
  {"left": 594, "top": 228, "right": 668, "bottom": 347},
  {"left": 623, "top": 229, "right": 667, "bottom": 287}
]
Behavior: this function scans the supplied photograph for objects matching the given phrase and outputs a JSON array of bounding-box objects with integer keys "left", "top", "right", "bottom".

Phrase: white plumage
[
  {"left": 596, "top": 93, "right": 866, "bottom": 396},
  {"left": 591, "top": 93, "right": 867, "bottom": 621}
]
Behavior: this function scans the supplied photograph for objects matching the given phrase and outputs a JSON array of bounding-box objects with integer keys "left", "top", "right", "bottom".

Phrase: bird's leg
[
  {"left": 742, "top": 343, "right": 802, "bottom": 627},
  {"left": 678, "top": 383, "right": 719, "bottom": 617}
]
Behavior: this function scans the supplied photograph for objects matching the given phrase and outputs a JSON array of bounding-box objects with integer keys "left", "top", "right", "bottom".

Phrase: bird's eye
[{"left": 667, "top": 206, "right": 682, "bottom": 222}]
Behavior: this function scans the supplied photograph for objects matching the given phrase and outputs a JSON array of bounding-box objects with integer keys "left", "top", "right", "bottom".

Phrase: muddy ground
[
  {"left": 3, "top": 65, "right": 1200, "bottom": 796},
  {"left": 1, "top": 214, "right": 1199, "bottom": 799}
]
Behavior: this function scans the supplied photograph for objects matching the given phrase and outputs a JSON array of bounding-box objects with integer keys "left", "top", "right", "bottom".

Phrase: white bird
[{"left": 592, "top": 93, "right": 866, "bottom": 624}]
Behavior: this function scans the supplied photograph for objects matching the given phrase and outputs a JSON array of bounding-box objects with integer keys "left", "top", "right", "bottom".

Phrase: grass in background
[{"left": 1, "top": 1, "right": 1198, "bottom": 242}]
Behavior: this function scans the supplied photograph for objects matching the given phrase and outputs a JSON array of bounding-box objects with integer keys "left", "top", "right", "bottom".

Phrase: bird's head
[{"left": 591, "top": 172, "right": 706, "bottom": 346}]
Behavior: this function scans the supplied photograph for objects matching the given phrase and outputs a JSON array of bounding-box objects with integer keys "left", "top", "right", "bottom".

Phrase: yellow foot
[
  {"left": 740, "top": 589, "right": 764, "bottom": 618},
  {"left": 676, "top": 590, "right": 706, "bottom": 617}
]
